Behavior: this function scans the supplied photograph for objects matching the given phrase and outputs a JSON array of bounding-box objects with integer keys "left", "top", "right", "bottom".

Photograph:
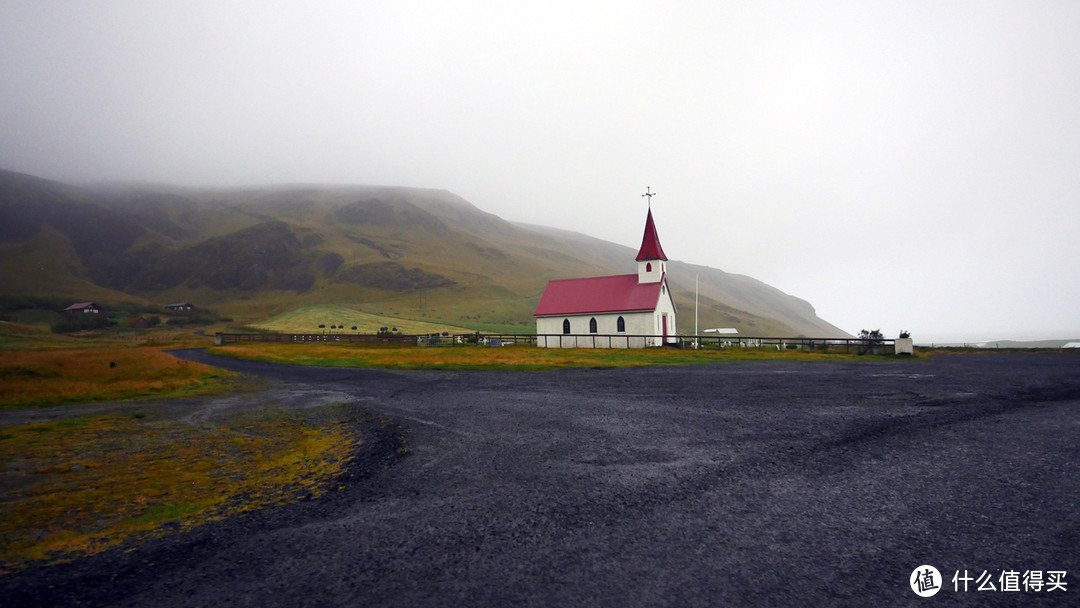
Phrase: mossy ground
[
  {"left": 0, "top": 404, "right": 361, "bottom": 571},
  {"left": 0, "top": 331, "right": 362, "bottom": 571},
  {"left": 0, "top": 344, "right": 241, "bottom": 410}
]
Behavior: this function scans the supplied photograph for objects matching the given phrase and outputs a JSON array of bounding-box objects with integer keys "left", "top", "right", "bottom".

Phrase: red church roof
[
  {"left": 534, "top": 274, "right": 665, "bottom": 317},
  {"left": 635, "top": 208, "right": 667, "bottom": 261}
]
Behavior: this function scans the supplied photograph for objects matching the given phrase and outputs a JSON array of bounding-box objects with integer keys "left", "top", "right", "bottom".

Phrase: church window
[
  {"left": 562, "top": 319, "right": 570, "bottom": 334},
  {"left": 589, "top": 318, "right": 598, "bottom": 333},
  {"left": 617, "top": 316, "right": 625, "bottom": 332},
  {"left": 646, "top": 262, "right": 652, "bottom": 272}
]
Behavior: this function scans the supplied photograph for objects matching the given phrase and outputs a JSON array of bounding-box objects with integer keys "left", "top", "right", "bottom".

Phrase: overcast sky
[{"left": 2, "top": 1, "right": 1079, "bottom": 342}]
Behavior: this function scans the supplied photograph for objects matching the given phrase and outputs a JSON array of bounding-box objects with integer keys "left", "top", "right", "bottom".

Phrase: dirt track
[{"left": 4, "top": 351, "right": 1079, "bottom": 607}]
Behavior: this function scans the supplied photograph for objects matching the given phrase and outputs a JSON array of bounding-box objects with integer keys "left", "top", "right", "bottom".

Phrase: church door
[{"left": 662, "top": 314, "right": 668, "bottom": 342}]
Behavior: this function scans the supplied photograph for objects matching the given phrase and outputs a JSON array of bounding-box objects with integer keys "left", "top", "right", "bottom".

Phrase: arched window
[
  {"left": 562, "top": 319, "right": 571, "bottom": 334},
  {"left": 589, "top": 318, "right": 598, "bottom": 333},
  {"left": 646, "top": 262, "right": 652, "bottom": 272},
  {"left": 617, "top": 316, "right": 626, "bottom": 332}
]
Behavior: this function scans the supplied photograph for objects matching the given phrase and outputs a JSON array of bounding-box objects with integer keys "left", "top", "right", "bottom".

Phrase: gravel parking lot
[{"left": 4, "top": 351, "right": 1079, "bottom": 607}]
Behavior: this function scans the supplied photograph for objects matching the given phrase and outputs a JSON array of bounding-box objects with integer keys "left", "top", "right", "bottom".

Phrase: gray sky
[{"left": 3, "top": 1, "right": 1079, "bottom": 342}]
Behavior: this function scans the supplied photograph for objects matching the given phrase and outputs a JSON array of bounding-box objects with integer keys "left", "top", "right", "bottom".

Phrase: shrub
[
  {"left": 51, "top": 314, "right": 112, "bottom": 333},
  {"left": 858, "top": 329, "right": 884, "bottom": 343}
]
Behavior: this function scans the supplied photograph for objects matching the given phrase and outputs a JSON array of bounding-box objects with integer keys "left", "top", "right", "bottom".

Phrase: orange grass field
[
  {"left": 0, "top": 336, "right": 364, "bottom": 571},
  {"left": 208, "top": 342, "right": 893, "bottom": 371},
  {"left": 0, "top": 345, "right": 240, "bottom": 410},
  {"left": 0, "top": 406, "right": 362, "bottom": 570}
]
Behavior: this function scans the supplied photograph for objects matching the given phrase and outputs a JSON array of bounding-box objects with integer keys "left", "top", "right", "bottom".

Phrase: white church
[{"left": 534, "top": 206, "right": 677, "bottom": 348}]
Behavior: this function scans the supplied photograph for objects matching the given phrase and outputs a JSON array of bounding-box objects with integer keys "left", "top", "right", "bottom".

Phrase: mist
[{"left": 2, "top": 1, "right": 1079, "bottom": 342}]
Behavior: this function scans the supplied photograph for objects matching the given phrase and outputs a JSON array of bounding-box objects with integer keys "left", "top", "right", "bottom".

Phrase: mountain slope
[{"left": 0, "top": 169, "right": 848, "bottom": 336}]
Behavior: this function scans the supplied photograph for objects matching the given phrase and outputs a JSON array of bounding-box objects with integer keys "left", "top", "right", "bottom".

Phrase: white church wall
[
  {"left": 621, "top": 312, "right": 659, "bottom": 346},
  {"left": 637, "top": 260, "right": 665, "bottom": 284},
  {"left": 637, "top": 279, "right": 678, "bottom": 344},
  {"left": 536, "top": 311, "right": 660, "bottom": 348},
  {"left": 535, "top": 316, "right": 564, "bottom": 344}
]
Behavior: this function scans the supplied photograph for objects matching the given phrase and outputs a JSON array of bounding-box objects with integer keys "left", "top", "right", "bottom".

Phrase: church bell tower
[{"left": 635, "top": 207, "right": 667, "bottom": 284}]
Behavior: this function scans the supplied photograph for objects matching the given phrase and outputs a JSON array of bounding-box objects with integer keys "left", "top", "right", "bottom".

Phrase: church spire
[{"left": 635, "top": 207, "right": 668, "bottom": 262}]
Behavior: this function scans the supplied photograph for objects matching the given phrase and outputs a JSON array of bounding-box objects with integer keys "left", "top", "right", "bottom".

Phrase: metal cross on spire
[{"left": 642, "top": 186, "right": 656, "bottom": 209}]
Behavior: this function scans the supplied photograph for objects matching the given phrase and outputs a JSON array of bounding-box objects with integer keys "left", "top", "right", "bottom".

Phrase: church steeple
[
  {"left": 636, "top": 208, "right": 667, "bottom": 284},
  {"left": 635, "top": 208, "right": 668, "bottom": 262}
]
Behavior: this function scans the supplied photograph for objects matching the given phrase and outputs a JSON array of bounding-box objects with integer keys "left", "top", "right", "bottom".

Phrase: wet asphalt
[{"left": 3, "top": 351, "right": 1079, "bottom": 607}]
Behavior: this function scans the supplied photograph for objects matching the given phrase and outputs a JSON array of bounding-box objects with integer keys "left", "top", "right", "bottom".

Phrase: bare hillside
[{"left": 0, "top": 169, "right": 848, "bottom": 336}]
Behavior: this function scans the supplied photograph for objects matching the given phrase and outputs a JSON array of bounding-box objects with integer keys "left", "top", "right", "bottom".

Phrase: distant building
[
  {"left": 534, "top": 207, "right": 677, "bottom": 348},
  {"left": 165, "top": 302, "right": 195, "bottom": 312},
  {"left": 61, "top": 302, "right": 102, "bottom": 315}
]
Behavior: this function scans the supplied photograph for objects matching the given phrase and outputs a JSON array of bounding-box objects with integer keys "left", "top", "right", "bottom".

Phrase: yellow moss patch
[
  {"left": 209, "top": 342, "right": 889, "bottom": 371},
  {"left": 0, "top": 346, "right": 239, "bottom": 409},
  {"left": 0, "top": 407, "right": 360, "bottom": 570}
]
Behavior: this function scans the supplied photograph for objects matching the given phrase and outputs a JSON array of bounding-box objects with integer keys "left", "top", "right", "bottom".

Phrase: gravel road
[{"left": 4, "top": 351, "right": 1079, "bottom": 607}]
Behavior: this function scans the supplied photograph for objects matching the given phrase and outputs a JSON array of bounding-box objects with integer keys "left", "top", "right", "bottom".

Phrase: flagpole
[{"left": 695, "top": 273, "right": 699, "bottom": 349}]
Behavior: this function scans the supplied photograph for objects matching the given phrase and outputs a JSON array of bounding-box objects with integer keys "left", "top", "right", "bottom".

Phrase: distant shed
[
  {"left": 165, "top": 302, "right": 195, "bottom": 312},
  {"left": 61, "top": 302, "right": 102, "bottom": 315}
]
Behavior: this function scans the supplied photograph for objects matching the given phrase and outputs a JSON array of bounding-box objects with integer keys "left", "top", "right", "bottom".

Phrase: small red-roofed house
[{"left": 535, "top": 208, "right": 677, "bottom": 348}]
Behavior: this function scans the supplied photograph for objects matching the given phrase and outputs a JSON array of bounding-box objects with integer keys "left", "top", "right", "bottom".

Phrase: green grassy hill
[
  {"left": 0, "top": 169, "right": 849, "bottom": 337},
  {"left": 255, "top": 304, "right": 470, "bottom": 335}
]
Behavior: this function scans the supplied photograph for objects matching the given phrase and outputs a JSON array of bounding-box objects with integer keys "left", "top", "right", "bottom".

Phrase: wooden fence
[
  {"left": 496, "top": 334, "right": 895, "bottom": 353},
  {"left": 215, "top": 332, "right": 896, "bottom": 354},
  {"left": 214, "top": 332, "right": 417, "bottom": 346}
]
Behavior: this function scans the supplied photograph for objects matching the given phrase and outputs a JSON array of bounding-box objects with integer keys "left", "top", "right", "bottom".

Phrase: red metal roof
[
  {"left": 534, "top": 274, "right": 664, "bottom": 317},
  {"left": 61, "top": 302, "right": 100, "bottom": 312},
  {"left": 635, "top": 208, "right": 668, "bottom": 261}
]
